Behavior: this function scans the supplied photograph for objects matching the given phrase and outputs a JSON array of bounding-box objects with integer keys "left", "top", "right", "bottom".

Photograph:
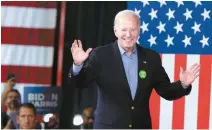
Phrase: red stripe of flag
[
  {"left": 1, "top": 65, "right": 52, "bottom": 85},
  {"left": 149, "top": 54, "right": 162, "bottom": 129},
  {"left": 150, "top": 89, "right": 160, "bottom": 129},
  {"left": 1, "top": 1, "right": 57, "bottom": 8},
  {"left": 197, "top": 55, "right": 212, "bottom": 129},
  {"left": 172, "top": 54, "right": 187, "bottom": 129},
  {"left": 1, "top": 27, "right": 55, "bottom": 46}
]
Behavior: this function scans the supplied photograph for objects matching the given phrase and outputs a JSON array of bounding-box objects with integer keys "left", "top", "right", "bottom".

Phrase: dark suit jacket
[{"left": 71, "top": 41, "right": 191, "bottom": 129}]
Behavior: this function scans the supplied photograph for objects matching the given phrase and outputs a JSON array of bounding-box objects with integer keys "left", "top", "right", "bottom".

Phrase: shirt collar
[{"left": 117, "top": 40, "right": 137, "bottom": 56}]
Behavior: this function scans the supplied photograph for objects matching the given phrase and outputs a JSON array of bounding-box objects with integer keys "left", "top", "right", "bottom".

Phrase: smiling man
[{"left": 70, "top": 10, "right": 200, "bottom": 129}]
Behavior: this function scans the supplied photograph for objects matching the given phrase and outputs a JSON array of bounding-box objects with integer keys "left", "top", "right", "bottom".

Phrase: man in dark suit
[{"left": 70, "top": 10, "right": 200, "bottom": 129}]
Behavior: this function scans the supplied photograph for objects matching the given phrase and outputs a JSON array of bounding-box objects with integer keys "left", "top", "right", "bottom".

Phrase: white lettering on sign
[
  {"left": 28, "top": 93, "right": 59, "bottom": 108},
  {"left": 28, "top": 93, "right": 45, "bottom": 101},
  {"left": 52, "top": 93, "right": 58, "bottom": 100},
  {"left": 31, "top": 101, "right": 58, "bottom": 107}
]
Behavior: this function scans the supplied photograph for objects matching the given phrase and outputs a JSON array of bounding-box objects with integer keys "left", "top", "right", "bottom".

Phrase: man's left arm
[{"left": 153, "top": 54, "right": 199, "bottom": 101}]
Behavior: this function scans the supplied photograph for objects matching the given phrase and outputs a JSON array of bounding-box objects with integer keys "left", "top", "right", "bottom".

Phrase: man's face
[
  {"left": 17, "top": 107, "right": 36, "bottom": 129},
  {"left": 6, "top": 91, "right": 21, "bottom": 108},
  {"left": 114, "top": 15, "right": 140, "bottom": 51}
]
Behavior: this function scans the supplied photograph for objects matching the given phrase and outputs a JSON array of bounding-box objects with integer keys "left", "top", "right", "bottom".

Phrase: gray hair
[{"left": 114, "top": 10, "right": 140, "bottom": 27}]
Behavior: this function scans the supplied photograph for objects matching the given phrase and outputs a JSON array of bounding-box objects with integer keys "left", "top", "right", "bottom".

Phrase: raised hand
[
  {"left": 71, "top": 40, "right": 92, "bottom": 66},
  {"left": 5, "top": 77, "right": 15, "bottom": 91},
  {"left": 180, "top": 63, "right": 200, "bottom": 87},
  {"left": 3, "top": 119, "right": 13, "bottom": 129}
]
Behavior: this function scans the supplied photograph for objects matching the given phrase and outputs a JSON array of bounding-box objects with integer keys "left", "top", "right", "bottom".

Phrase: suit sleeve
[
  {"left": 153, "top": 53, "right": 191, "bottom": 101},
  {"left": 69, "top": 48, "right": 100, "bottom": 88}
]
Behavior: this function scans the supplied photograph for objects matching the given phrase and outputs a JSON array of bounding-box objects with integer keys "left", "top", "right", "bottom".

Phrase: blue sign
[{"left": 23, "top": 87, "right": 61, "bottom": 114}]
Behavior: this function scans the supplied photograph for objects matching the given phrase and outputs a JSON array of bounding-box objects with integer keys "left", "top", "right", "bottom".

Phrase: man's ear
[{"left": 113, "top": 26, "right": 118, "bottom": 38}]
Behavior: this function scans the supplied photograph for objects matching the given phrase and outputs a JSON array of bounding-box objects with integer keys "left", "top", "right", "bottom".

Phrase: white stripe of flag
[
  {"left": 159, "top": 54, "right": 175, "bottom": 129},
  {"left": 184, "top": 55, "right": 200, "bottom": 129},
  {"left": 1, "top": 6, "right": 57, "bottom": 29},
  {"left": 1, "top": 44, "right": 54, "bottom": 67}
]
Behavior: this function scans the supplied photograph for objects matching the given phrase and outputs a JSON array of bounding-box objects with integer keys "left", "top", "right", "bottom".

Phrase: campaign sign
[{"left": 24, "top": 87, "right": 61, "bottom": 114}]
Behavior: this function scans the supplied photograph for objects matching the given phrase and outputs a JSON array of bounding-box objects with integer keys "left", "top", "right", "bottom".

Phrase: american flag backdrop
[
  {"left": 1, "top": 2, "right": 57, "bottom": 101},
  {"left": 128, "top": 1, "right": 212, "bottom": 129}
]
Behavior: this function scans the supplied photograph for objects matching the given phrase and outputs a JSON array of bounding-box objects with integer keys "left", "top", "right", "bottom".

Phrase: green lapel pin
[{"left": 139, "top": 70, "right": 147, "bottom": 79}]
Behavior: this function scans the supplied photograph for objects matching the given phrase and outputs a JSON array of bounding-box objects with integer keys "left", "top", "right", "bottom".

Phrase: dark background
[{"left": 53, "top": 1, "right": 127, "bottom": 128}]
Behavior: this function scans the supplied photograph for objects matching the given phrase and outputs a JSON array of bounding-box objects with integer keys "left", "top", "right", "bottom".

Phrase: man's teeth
[{"left": 125, "top": 39, "right": 131, "bottom": 41}]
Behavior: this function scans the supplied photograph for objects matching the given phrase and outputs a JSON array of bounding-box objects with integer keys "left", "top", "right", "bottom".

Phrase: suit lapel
[
  {"left": 112, "top": 42, "right": 132, "bottom": 99},
  {"left": 134, "top": 45, "right": 149, "bottom": 101}
]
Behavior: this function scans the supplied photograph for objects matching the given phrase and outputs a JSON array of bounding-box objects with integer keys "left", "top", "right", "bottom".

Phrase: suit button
[
  {"left": 131, "top": 106, "right": 134, "bottom": 110},
  {"left": 129, "top": 124, "right": 132, "bottom": 128}
]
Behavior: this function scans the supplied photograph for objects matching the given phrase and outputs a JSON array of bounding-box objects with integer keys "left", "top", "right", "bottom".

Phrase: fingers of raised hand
[
  {"left": 78, "top": 40, "right": 82, "bottom": 48},
  {"left": 72, "top": 40, "right": 78, "bottom": 48},
  {"left": 192, "top": 64, "right": 200, "bottom": 73},
  {"left": 187, "top": 63, "right": 196, "bottom": 71},
  {"left": 71, "top": 40, "right": 82, "bottom": 53},
  {"left": 5, "top": 119, "right": 12, "bottom": 127},
  {"left": 194, "top": 72, "right": 200, "bottom": 79},
  {"left": 86, "top": 48, "right": 93, "bottom": 55},
  {"left": 187, "top": 63, "right": 200, "bottom": 79},
  {"left": 188, "top": 63, "right": 198, "bottom": 71},
  {"left": 187, "top": 63, "right": 199, "bottom": 72},
  {"left": 180, "top": 66, "right": 185, "bottom": 75},
  {"left": 71, "top": 40, "right": 76, "bottom": 51},
  {"left": 190, "top": 64, "right": 200, "bottom": 76},
  {"left": 8, "top": 77, "right": 15, "bottom": 83}
]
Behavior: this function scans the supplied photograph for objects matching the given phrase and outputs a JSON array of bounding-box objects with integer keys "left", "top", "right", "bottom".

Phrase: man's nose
[
  {"left": 24, "top": 117, "right": 29, "bottom": 123},
  {"left": 126, "top": 31, "right": 131, "bottom": 37},
  {"left": 12, "top": 98, "right": 18, "bottom": 101}
]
